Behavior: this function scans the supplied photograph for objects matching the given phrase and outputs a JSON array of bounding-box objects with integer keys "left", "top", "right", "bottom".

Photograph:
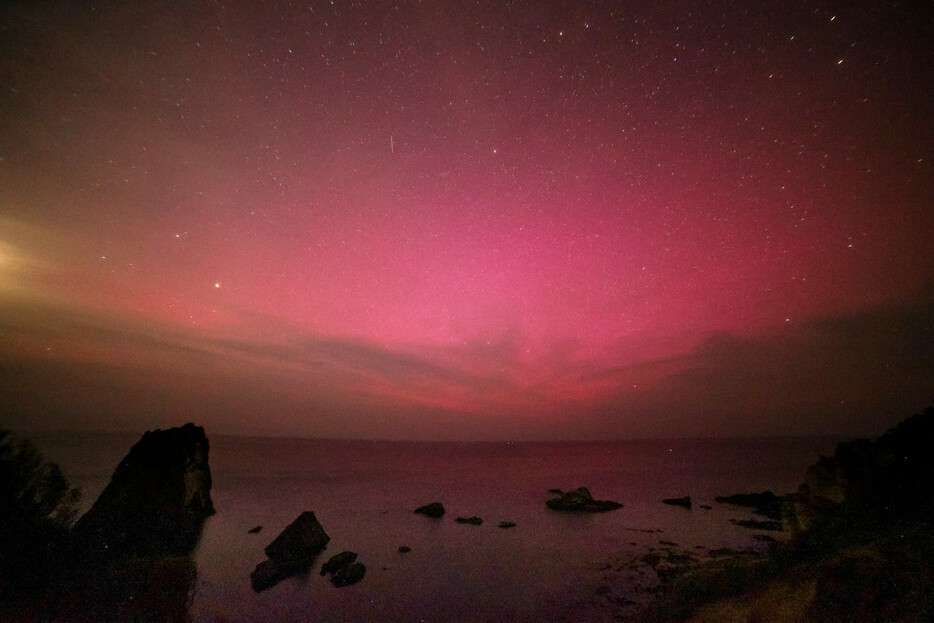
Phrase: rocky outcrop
[
  {"left": 662, "top": 496, "right": 692, "bottom": 509},
  {"left": 251, "top": 511, "right": 330, "bottom": 592},
  {"left": 413, "top": 502, "right": 445, "bottom": 518},
  {"left": 73, "top": 423, "right": 215, "bottom": 557},
  {"left": 546, "top": 487, "right": 622, "bottom": 512},
  {"left": 647, "top": 408, "right": 934, "bottom": 623},
  {"left": 42, "top": 424, "right": 215, "bottom": 622},
  {"left": 786, "top": 408, "right": 934, "bottom": 540}
]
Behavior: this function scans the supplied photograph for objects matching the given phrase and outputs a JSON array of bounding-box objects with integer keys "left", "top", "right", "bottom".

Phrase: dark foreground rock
[
  {"left": 546, "top": 487, "right": 622, "bottom": 512},
  {"left": 23, "top": 424, "right": 215, "bottom": 622},
  {"left": 662, "top": 496, "right": 692, "bottom": 509},
  {"left": 413, "top": 502, "right": 445, "bottom": 518},
  {"left": 251, "top": 511, "right": 330, "bottom": 592},
  {"left": 74, "top": 423, "right": 215, "bottom": 556},
  {"left": 330, "top": 562, "right": 366, "bottom": 587}
]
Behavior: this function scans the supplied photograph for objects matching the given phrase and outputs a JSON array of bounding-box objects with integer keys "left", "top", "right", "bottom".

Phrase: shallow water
[{"left": 34, "top": 433, "right": 836, "bottom": 622}]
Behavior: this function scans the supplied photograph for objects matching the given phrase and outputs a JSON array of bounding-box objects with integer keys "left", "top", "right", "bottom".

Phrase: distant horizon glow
[{"left": 1, "top": 0, "right": 932, "bottom": 440}]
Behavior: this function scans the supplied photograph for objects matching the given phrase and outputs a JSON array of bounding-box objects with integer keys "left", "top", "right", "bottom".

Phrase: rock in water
[
  {"left": 663, "top": 496, "right": 693, "bottom": 509},
  {"left": 546, "top": 487, "right": 622, "bottom": 512},
  {"left": 73, "top": 423, "right": 215, "bottom": 557},
  {"left": 330, "top": 562, "right": 366, "bottom": 587},
  {"left": 413, "top": 502, "right": 445, "bottom": 518},
  {"left": 714, "top": 491, "right": 784, "bottom": 520},
  {"left": 251, "top": 511, "right": 330, "bottom": 591},
  {"left": 320, "top": 551, "right": 357, "bottom": 575},
  {"left": 455, "top": 516, "right": 483, "bottom": 525}
]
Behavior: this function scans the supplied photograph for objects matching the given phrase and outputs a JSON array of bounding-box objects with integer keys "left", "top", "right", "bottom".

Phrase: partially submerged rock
[
  {"left": 320, "top": 551, "right": 357, "bottom": 576},
  {"left": 498, "top": 521, "right": 517, "bottom": 529},
  {"left": 730, "top": 518, "right": 783, "bottom": 531},
  {"left": 398, "top": 545, "right": 412, "bottom": 553},
  {"left": 413, "top": 502, "right": 445, "bottom": 518},
  {"left": 546, "top": 487, "right": 622, "bottom": 512},
  {"left": 330, "top": 562, "right": 366, "bottom": 587},
  {"left": 455, "top": 516, "right": 483, "bottom": 525},
  {"left": 715, "top": 491, "right": 784, "bottom": 521},
  {"left": 251, "top": 511, "right": 330, "bottom": 592},
  {"left": 247, "top": 525, "right": 262, "bottom": 534},
  {"left": 662, "top": 496, "right": 692, "bottom": 509}
]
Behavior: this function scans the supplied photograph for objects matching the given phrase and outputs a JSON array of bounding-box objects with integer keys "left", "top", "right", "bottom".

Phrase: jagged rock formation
[
  {"left": 39, "top": 424, "right": 216, "bottom": 623},
  {"left": 785, "top": 408, "right": 934, "bottom": 541},
  {"left": 251, "top": 511, "right": 331, "bottom": 592},
  {"left": 73, "top": 423, "right": 215, "bottom": 556},
  {"left": 546, "top": 487, "right": 622, "bottom": 512}
]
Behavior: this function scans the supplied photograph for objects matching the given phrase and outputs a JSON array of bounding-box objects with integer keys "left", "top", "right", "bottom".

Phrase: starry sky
[{"left": 1, "top": 0, "right": 932, "bottom": 440}]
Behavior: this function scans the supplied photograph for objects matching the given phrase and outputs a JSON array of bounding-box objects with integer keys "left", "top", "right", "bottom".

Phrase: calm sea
[{"left": 32, "top": 432, "right": 837, "bottom": 622}]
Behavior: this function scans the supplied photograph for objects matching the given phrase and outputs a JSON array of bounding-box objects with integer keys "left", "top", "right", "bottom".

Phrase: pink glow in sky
[{"left": 1, "top": 1, "right": 932, "bottom": 439}]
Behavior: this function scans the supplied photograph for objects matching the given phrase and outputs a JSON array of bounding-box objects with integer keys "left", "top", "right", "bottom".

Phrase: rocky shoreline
[
  {"left": 635, "top": 407, "right": 934, "bottom": 623},
  {"left": 4, "top": 408, "right": 933, "bottom": 622}
]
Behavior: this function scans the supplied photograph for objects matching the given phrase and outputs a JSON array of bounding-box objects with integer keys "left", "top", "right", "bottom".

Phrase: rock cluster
[
  {"left": 320, "top": 551, "right": 366, "bottom": 587},
  {"left": 251, "top": 511, "right": 331, "bottom": 592}
]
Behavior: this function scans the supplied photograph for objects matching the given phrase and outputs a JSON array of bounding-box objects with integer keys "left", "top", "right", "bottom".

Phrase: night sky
[{"left": 1, "top": 0, "right": 932, "bottom": 440}]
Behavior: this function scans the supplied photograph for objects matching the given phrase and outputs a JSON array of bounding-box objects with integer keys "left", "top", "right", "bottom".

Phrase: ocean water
[{"left": 33, "top": 433, "right": 837, "bottom": 622}]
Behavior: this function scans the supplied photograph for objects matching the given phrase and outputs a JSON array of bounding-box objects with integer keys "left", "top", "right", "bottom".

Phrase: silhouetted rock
[
  {"left": 73, "top": 423, "right": 214, "bottom": 557},
  {"left": 398, "top": 545, "right": 412, "bottom": 553},
  {"left": 320, "top": 551, "right": 357, "bottom": 575},
  {"left": 330, "top": 562, "right": 366, "bottom": 587},
  {"left": 662, "top": 496, "right": 692, "bottom": 509},
  {"left": 714, "top": 491, "right": 783, "bottom": 521},
  {"left": 548, "top": 488, "right": 563, "bottom": 494},
  {"left": 50, "top": 424, "right": 213, "bottom": 622},
  {"left": 498, "top": 521, "right": 517, "bottom": 528},
  {"left": 247, "top": 525, "right": 262, "bottom": 534},
  {"left": 546, "top": 487, "right": 622, "bottom": 512},
  {"left": 413, "top": 502, "right": 445, "bottom": 518},
  {"left": 251, "top": 511, "right": 330, "bottom": 591},
  {"left": 455, "top": 516, "right": 483, "bottom": 525}
]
